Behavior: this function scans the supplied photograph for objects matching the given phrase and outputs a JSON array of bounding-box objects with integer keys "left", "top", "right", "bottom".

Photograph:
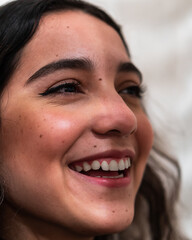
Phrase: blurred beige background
[{"left": 1, "top": 0, "right": 192, "bottom": 238}]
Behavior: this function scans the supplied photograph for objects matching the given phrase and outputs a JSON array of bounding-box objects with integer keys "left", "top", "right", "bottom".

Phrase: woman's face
[{"left": 0, "top": 11, "right": 153, "bottom": 238}]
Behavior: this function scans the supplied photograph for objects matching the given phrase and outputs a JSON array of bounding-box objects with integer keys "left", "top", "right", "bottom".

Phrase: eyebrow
[
  {"left": 27, "top": 57, "right": 94, "bottom": 84},
  {"left": 118, "top": 62, "right": 142, "bottom": 82},
  {"left": 26, "top": 57, "right": 142, "bottom": 84}
]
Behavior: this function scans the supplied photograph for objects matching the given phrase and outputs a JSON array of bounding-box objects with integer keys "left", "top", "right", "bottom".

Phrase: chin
[{"left": 78, "top": 208, "right": 135, "bottom": 237}]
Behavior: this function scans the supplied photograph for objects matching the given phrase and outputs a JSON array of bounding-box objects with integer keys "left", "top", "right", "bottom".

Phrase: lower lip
[{"left": 70, "top": 168, "right": 131, "bottom": 188}]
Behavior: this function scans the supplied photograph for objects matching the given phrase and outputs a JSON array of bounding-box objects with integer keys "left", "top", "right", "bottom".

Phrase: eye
[
  {"left": 119, "top": 85, "right": 145, "bottom": 99},
  {"left": 40, "top": 80, "right": 82, "bottom": 96}
]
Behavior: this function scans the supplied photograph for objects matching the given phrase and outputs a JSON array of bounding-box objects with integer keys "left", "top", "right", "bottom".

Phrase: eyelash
[
  {"left": 119, "top": 85, "right": 145, "bottom": 99},
  {"left": 40, "top": 81, "right": 145, "bottom": 99},
  {"left": 40, "top": 81, "right": 81, "bottom": 96}
]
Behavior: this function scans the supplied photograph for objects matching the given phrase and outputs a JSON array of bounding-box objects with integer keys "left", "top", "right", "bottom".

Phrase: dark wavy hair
[{"left": 0, "top": 0, "right": 183, "bottom": 240}]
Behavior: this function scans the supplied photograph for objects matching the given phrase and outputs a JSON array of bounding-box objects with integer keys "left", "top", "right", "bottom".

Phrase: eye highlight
[
  {"left": 119, "top": 85, "right": 145, "bottom": 99},
  {"left": 40, "top": 80, "right": 82, "bottom": 96}
]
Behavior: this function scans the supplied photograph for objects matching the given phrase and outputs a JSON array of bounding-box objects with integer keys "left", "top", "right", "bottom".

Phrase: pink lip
[
  {"left": 69, "top": 149, "right": 135, "bottom": 165},
  {"left": 69, "top": 167, "right": 131, "bottom": 188}
]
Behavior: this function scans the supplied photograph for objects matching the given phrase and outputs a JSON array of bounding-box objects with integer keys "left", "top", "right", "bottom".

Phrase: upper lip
[{"left": 68, "top": 149, "right": 135, "bottom": 165}]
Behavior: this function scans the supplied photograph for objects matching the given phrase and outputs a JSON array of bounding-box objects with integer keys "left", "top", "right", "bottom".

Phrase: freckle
[
  {"left": 98, "top": 78, "right": 102, "bottom": 81},
  {"left": 39, "top": 134, "right": 43, "bottom": 138},
  {"left": 66, "top": 26, "right": 70, "bottom": 28},
  {"left": 20, "top": 129, "right": 23, "bottom": 134},
  {"left": 18, "top": 115, "right": 21, "bottom": 119},
  {"left": 112, "top": 210, "right": 115, "bottom": 213},
  {"left": 62, "top": 140, "right": 65, "bottom": 144},
  {"left": 125, "top": 209, "right": 128, "bottom": 212},
  {"left": 55, "top": 54, "right": 58, "bottom": 57},
  {"left": 93, "top": 145, "right": 97, "bottom": 148}
]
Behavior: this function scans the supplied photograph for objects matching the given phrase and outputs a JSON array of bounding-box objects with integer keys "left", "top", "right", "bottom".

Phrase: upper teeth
[{"left": 74, "top": 158, "right": 131, "bottom": 172}]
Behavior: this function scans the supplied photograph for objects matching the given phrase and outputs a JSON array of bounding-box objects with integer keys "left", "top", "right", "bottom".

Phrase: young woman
[{"left": 0, "top": 0, "right": 182, "bottom": 239}]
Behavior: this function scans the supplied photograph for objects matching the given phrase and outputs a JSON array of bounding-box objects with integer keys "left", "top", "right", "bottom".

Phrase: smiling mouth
[{"left": 69, "top": 158, "right": 131, "bottom": 179}]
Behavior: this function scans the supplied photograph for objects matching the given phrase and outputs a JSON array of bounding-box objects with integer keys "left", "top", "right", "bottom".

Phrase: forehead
[
  {"left": 20, "top": 10, "right": 128, "bottom": 63},
  {"left": 37, "top": 10, "right": 121, "bottom": 43},
  {"left": 8, "top": 10, "right": 130, "bottom": 88}
]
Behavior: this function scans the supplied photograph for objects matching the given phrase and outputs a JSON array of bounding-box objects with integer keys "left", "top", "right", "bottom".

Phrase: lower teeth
[{"left": 95, "top": 174, "right": 124, "bottom": 179}]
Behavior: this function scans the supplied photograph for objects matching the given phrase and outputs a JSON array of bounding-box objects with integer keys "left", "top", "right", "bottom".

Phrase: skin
[{"left": 0, "top": 11, "right": 153, "bottom": 240}]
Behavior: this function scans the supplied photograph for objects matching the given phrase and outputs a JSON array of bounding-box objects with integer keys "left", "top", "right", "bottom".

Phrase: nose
[{"left": 92, "top": 92, "right": 137, "bottom": 137}]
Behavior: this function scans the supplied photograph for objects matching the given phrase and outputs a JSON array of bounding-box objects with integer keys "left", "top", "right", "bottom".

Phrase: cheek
[
  {"left": 133, "top": 112, "right": 153, "bottom": 189},
  {"left": 137, "top": 113, "right": 153, "bottom": 157},
  {"left": 1, "top": 108, "right": 81, "bottom": 161},
  {"left": 0, "top": 107, "right": 84, "bottom": 197},
  {"left": 0, "top": 106, "right": 91, "bottom": 224}
]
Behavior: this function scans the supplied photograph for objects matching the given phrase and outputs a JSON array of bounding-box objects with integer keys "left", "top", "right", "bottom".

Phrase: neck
[{"left": 1, "top": 202, "right": 94, "bottom": 240}]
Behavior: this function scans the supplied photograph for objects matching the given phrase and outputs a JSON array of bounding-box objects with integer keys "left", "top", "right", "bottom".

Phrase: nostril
[
  {"left": 105, "top": 129, "right": 122, "bottom": 136},
  {"left": 93, "top": 129, "right": 121, "bottom": 137},
  {"left": 109, "top": 129, "right": 121, "bottom": 134}
]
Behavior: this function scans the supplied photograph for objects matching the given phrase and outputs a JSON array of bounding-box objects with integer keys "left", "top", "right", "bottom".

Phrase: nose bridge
[{"left": 92, "top": 90, "right": 137, "bottom": 136}]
